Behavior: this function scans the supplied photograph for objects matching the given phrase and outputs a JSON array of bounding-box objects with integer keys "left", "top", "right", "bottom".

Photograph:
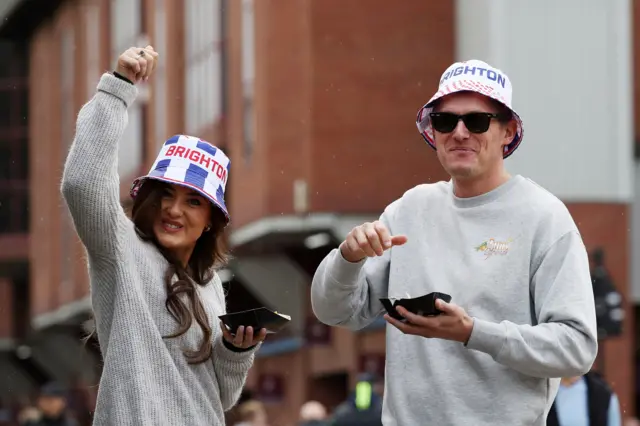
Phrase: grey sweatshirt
[
  {"left": 61, "top": 73, "right": 258, "bottom": 426},
  {"left": 311, "top": 176, "right": 598, "bottom": 426}
]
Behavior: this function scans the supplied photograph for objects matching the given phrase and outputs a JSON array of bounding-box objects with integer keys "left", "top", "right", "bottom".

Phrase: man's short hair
[
  {"left": 299, "top": 400, "right": 327, "bottom": 421},
  {"left": 237, "top": 400, "right": 266, "bottom": 421},
  {"left": 40, "top": 382, "right": 66, "bottom": 398}
]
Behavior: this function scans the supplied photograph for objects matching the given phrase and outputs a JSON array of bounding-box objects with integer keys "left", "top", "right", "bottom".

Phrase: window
[
  {"left": 0, "top": 142, "right": 11, "bottom": 180},
  {"left": 60, "top": 25, "right": 75, "bottom": 299},
  {"left": 111, "top": 0, "right": 145, "bottom": 177},
  {"left": 154, "top": 0, "right": 167, "bottom": 145},
  {"left": 110, "top": 0, "right": 142, "bottom": 61},
  {"left": 0, "top": 40, "right": 28, "bottom": 234},
  {"left": 85, "top": 1, "right": 102, "bottom": 97},
  {"left": 61, "top": 27, "right": 75, "bottom": 146},
  {"left": 241, "top": 0, "right": 255, "bottom": 162},
  {"left": 0, "top": 181, "right": 28, "bottom": 234},
  {"left": 220, "top": 0, "right": 229, "bottom": 119},
  {"left": 0, "top": 190, "right": 11, "bottom": 231},
  {"left": 0, "top": 43, "right": 14, "bottom": 80},
  {"left": 185, "top": 0, "right": 223, "bottom": 135},
  {"left": 0, "top": 90, "right": 11, "bottom": 128}
]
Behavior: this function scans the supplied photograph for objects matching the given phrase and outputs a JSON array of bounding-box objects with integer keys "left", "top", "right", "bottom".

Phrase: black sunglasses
[{"left": 429, "top": 112, "right": 506, "bottom": 134}]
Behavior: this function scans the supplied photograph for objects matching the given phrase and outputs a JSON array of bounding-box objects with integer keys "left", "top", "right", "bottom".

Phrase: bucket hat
[
  {"left": 130, "top": 134, "right": 231, "bottom": 222},
  {"left": 416, "top": 59, "right": 524, "bottom": 159}
]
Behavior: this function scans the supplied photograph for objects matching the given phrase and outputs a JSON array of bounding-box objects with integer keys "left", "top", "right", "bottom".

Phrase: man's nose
[{"left": 452, "top": 119, "right": 470, "bottom": 140}]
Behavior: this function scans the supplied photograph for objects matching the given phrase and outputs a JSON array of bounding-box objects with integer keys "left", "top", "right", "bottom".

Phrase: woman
[{"left": 61, "top": 46, "right": 266, "bottom": 426}]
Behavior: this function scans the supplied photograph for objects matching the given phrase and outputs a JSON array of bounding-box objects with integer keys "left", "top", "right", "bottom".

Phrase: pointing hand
[{"left": 340, "top": 220, "right": 407, "bottom": 263}]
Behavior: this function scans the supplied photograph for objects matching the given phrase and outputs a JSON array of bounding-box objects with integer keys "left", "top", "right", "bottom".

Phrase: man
[
  {"left": 233, "top": 400, "right": 269, "bottom": 426},
  {"left": 23, "top": 382, "right": 79, "bottom": 426},
  {"left": 330, "top": 373, "right": 383, "bottom": 426},
  {"left": 548, "top": 372, "right": 621, "bottom": 426},
  {"left": 310, "top": 59, "right": 598, "bottom": 425},
  {"left": 298, "top": 400, "right": 329, "bottom": 426}
]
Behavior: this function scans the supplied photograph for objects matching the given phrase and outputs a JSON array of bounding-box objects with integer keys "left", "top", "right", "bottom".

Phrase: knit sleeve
[
  {"left": 310, "top": 198, "right": 400, "bottom": 330},
  {"left": 465, "top": 231, "right": 598, "bottom": 378},
  {"left": 210, "top": 276, "right": 260, "bottom": 411},
  {"left": 61, "top": 73, "right": 138, "bottom": 259}
]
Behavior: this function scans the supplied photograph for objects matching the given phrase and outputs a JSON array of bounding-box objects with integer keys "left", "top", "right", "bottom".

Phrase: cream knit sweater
[{"left": 61, "top": 73, "right": 258, "bottom": 426}]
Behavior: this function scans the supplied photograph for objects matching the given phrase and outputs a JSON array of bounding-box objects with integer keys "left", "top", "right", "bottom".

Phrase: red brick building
[{"left": 0, "top": 1, "right": 636, "bottom": 425}]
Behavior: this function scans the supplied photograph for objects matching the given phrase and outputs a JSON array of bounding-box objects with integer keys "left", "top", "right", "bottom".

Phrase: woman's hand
[
  {"left": 221, "top": 322, "right": 268, "bottom": 350},
  {"left": 115, "top": 45, "right": 159, "bottom": 84}
]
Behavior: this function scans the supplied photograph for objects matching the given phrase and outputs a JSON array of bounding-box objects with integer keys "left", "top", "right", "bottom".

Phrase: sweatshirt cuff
[
  {"left": 215, "top": 338, "right": 261, "bottom": 362},
  {"left": 97, "top": 72, "right": 138, "bottom": 108},
  {"left": 465, "top": 318, "right": 506, "bottom": 359},
  {"left": 327, "top": 248, "right": 367, "bottom": 287},
  {"left": 222, "top": 337, "right": 257, "bottom": 353}
]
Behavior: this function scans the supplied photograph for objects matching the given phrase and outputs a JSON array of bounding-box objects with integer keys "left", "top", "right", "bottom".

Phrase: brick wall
[
  {"left": 227, "top": 0, "right": 454, "bottom": 228},
  {"left": 568, "top": 203, "right": 635, "bottom": 415}
]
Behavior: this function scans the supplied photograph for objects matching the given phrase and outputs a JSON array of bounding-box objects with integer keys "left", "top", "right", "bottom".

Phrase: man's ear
[{"left": 502, "top": 119, "right": 517, "bottom": 147}]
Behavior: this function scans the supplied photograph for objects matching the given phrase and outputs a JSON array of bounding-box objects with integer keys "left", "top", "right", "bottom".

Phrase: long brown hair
[{"left": 131, "top": 179, "right": 229, "bottom": 364}]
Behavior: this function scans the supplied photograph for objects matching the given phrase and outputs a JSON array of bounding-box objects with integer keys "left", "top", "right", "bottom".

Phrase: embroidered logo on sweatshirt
[{"left": 475, "top": 238, "right": 512, "bottom": 259}]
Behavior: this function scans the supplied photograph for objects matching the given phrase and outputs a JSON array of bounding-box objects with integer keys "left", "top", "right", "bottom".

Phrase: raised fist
[
  {"left": 340, "top": 221, "right": 407, "bottom": 263},
  {"left": 115, "top": 45, "right": 159, "bottom": 84}
]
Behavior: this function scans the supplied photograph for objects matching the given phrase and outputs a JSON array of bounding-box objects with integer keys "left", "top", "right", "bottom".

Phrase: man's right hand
[{"left": 340, "top": 221, "right": 407, "bottom": 263}]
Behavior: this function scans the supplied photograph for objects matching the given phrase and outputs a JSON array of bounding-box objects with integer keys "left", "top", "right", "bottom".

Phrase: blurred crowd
[
  {"left": 0, "top": 380, "right": 95, "bottom": 426},
  {"left": 3, "top": 371, "right": 640, "bottom": 426},
  {"left": 226, "top": 373, "right": 385, "bottom": 426}
]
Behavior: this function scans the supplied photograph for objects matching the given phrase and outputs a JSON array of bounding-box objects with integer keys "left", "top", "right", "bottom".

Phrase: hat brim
[
  {"left": 416, "top": 91, "right": 524, "bottom": 160},
  {"left": 130, "top": 175, "right": 230, "bottom": 224}
]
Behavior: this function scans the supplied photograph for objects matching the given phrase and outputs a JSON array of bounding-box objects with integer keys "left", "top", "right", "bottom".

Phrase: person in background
[
  {"left": 17, "top": 404, "right": 40, "bottom": 426},
  {"left": 547, "top": 372, "right": 621, "bottom": 426},
  {"left": 64, "top": 376, "right": 93, "bottom": 426},
  {"left": 330, "top": 374, "right": 383, "bottom": 426},
  {"left": 298, "top": 400, "right": 329, "bottom": 426},
  {"left": 233, "top": 400, "right": 269, "bottom": 426},
  {"left": 0, "top": 401, "right": 11, "bottom": 426},
  {"left": 22, "top": 382, "right": 78, "bottom": 426},
  {"left": 14, "top": 395, "right": 39, "bottom": 426}
]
